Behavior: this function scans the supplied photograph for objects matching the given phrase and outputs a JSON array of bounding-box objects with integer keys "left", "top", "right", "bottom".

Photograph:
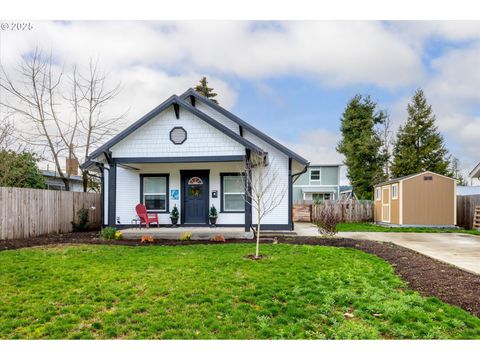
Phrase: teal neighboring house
[{"left": 293, "top": 164, "right": 342, "bottom": 203}]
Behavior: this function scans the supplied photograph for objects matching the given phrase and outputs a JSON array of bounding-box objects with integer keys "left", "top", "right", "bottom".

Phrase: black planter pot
[
  {"left": 170, "top": 217, "right": 178, "bottom": 226},
  {"left": 209, "top": 216, "right": 217, "bottom": 227}
]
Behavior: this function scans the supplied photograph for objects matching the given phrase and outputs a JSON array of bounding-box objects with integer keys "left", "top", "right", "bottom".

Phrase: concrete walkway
[{"left": 294, "top": 223, "right": 480, "bottom": 275}]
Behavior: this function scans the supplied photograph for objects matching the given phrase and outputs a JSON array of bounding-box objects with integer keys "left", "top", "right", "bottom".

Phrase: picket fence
[
  {"left": 293, "top": 200, "right": 374, "bottom": 223},
  {"left": 456, "top": 195, "right": 480, "bottom": 230},
  {"left": 0, "top": 187, "right": 101, "bottom": 240}
]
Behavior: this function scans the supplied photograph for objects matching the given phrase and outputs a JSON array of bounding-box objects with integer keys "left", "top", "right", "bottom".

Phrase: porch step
[{"left": 120, "top": 227, "right": 254, "bottom": 241}]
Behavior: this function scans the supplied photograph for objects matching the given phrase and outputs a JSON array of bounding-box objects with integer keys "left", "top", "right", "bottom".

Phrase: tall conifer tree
[
  {"left": 391, "top": 89, "right": 451, "bottom": 178},
  {"left": 194, "top": 77, "right": 219, "bottom": 104},
  {"left": 337, "top": 95, "right": 387, "bottom": 200}
]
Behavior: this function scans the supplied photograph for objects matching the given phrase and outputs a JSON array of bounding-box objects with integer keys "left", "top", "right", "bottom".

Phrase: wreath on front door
[{"left": 189, "top": 185, "right": 201, "bottom": 197}]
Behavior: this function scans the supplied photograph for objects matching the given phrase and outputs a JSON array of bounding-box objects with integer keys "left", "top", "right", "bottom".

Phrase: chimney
[{"left": 66, "top": 158, "right": 79, "bottom": 176}]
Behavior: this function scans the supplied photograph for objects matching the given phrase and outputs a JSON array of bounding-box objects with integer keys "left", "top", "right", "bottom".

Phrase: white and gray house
[
  {"left": 81, "top": 89, "right": 309, "bottom": 231},
  {"left": 292, "top": 164, "right": 342, "bottom": 203}
]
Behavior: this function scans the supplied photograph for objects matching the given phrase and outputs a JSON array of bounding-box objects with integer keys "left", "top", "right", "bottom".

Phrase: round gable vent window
[{"left": 169, "top": 127, "right": 187, "bottom": 145}]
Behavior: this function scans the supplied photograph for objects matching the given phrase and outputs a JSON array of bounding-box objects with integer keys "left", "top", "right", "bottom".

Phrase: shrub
[
  {"left": 210, "top": 234, "right": 225, "bottom": 242},
  {"left": 315, "top": 205, "right": 339, "bottom": 236},
  {"left": 209, "top": 204, "right": 218, "bottom": 218},
  {"left": 141, "top": 235, "right": 154, "bottom": 243},
  {"left": 71, "top": 208, "right": 90, "bottom": 232},
  {"left": 115, "top": 231, "right": 123, "bottom": 240},
  {"left": 170, "top": 204, "right": 179, "bottom": 218},
  {"left": 179, "top": 232, "right": 192, "bottom": 241},
  {"left": 100, "top": 227, "right": 117, "bottom": 240}
]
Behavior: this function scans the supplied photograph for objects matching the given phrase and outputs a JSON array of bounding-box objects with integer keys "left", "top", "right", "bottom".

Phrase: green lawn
[
  {"left": 337, "top": 222, "right": 480, "bottom": 235},
  {"left": 1, "top": 244, "right": 479, "bottom": 339}
]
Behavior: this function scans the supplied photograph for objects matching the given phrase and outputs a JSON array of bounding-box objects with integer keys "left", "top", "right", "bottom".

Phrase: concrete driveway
[
  {"left": 294, "top": 223, "right": 480, "bottom": 275},
  {"left": 340, "top": 232, "right": 480, "bottom": 275}
]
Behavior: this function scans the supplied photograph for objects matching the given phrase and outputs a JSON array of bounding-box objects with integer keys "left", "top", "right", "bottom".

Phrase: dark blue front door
[{"left": 182, "top": 171, "right": 209, "bottom": 224}]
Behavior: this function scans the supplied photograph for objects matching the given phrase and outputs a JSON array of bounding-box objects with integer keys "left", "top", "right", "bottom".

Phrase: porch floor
[{"left": 120, "top": 226, "right": 254, "bottom": 240}]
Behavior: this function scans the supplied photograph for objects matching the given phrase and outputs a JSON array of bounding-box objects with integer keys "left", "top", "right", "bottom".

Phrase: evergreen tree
[
  {"left": 0, "top": 150, "right": 46, "bottom": 189},
  {"left": 194, "top": 77, "right": 219, "bottom": 104},
  {"left": 337, "top": 95, "right": 387, "bottom": 200},
  {"left": 449, "top": 157, "right": 468, "bottom": 186},
  {"left": 391, "top": 89, "right": 451, "bottom": 178}
]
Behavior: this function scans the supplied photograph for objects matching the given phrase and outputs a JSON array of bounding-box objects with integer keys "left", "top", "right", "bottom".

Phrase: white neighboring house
[
  {"left": 81, "top": 89, "right": 309, "bottom": 231},
  {"left": 470, "top": 162, "right": 480, "bottom": 185}
]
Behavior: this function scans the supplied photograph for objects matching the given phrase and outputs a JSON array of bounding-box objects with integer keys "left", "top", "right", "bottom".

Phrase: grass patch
[
  {"left": 0, "top": 244, "right": 479, "bottom": 339},
  {"left": 337, "top": 222, "right": 480, "bottom": 235}
]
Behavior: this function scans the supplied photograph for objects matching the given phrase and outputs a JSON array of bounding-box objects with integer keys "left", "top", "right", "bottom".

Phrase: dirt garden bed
[{"left": 1, "top": 232, "right": 480, "bottom": 317}]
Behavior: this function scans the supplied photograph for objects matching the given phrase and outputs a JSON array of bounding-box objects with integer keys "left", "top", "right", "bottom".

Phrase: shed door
[{"left": 382, "top": 186, "right": 390, "bottom": 223}]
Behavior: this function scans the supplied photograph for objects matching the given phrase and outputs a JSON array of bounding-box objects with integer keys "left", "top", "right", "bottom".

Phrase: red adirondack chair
[{"left": 135, "top": 204, "right": 160, "bottom": 228}]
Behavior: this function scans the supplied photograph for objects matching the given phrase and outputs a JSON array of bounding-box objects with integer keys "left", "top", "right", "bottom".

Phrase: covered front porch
[{"left": 108, "top": 156, "right": 252, "bottom": 230}]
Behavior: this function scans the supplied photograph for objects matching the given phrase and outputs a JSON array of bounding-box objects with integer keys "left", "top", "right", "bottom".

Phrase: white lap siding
[
  {"left": 195, "top": 102, "right": 241, "bottom": 134},
  {"left": 243, "top": 130, "right": 290, "bottom": 226},
  {"left": 110, "top": 107, "right": 245, "bottom": 158},
  {"left": 114, "top": 162, "right": 245, "bottom": 226},
  {"left": 185, "top": 103, "right": 292, "bottom": 227}
]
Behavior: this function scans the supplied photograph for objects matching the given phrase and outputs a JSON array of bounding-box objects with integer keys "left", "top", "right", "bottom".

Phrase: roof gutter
[{"left": 291, "top": 163, "right": 309, "bottom": 183}]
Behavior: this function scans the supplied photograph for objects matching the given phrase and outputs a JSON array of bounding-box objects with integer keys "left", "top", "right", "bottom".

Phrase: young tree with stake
[{"left": 243, "top": 155, "right": 286, "bottom": 259}]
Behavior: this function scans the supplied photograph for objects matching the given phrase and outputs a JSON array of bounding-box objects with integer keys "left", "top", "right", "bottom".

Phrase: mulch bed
[{"left": 1, "top": 232, "right": 480, "bottom": 317}]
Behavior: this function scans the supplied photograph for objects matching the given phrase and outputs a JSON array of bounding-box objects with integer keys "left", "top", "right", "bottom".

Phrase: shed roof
[
  {"left": 470, "top": 162, "right": 480, "bottom": 179},
  {"left": 374, "top": 171, "right": 454, "bottom": 187}
]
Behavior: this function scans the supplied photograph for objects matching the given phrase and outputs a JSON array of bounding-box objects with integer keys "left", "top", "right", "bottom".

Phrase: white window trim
[
  {"left": 309, "top": 169, "right": 321, "bottom": 183},
  {"left": 143, "top": 176, "right": 167, "bottom": 212},
  {"left": 391, "top": 184, "right": 398, "bottom": 200},
  {"left": 223, "top": 193, "right": 244, "bottom": 211},
  {"left": 222, "top": 174, "right": 245, "bottom": 212},
  {"left": 375, "top": 187, "right": 381, "bottom": 201},
  {"left": 143, "top": 192, "right": 167, "bottom": 211}
]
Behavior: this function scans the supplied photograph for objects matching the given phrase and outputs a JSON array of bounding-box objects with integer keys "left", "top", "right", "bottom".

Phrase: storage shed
[{"left": 373, "top": 171, "right": 456, "bottom": 226}]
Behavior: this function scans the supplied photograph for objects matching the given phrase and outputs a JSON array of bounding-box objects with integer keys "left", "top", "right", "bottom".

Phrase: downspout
[
  {"left": 290, "top": 162, "right": 309, "bottom": 231},
  {"left": 292, "top": 163, "right": 309, "bottom": 183}
]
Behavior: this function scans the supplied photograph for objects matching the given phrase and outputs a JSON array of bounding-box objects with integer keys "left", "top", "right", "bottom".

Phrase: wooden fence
[
  {"left": 0, "top": 187, "right": 101, "bottom": 240},
  {"left": 294, "top": 200, "right": 374, "bottom": 223},
  {"left": 456, "top": 195, "right": 480, "bottom": 230}
]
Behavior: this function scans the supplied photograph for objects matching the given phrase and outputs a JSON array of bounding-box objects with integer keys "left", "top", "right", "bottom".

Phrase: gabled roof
[
  {"left": 309, "top": 163, "right": 343, "bottom": 167},
  {"left": 180, "top": 88, "right": 309, "bottom": 165},
  {"left": 470, "top": 161, "right": 480, "bottom": 178},
  {"left": 41, "top": 170, "right": 83, "bottom": 182},
  {"left": 85, "top": 94, "right": 265, "bottom": 164},
  {"left": 375, "top": 171, "right": 454, "bottom": 186}
]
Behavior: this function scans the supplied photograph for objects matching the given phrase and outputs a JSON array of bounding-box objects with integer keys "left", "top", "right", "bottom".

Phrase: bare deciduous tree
[
  {"left": 75, "top": 60, "right": 124, "bottom": 191},
  {"left": 0, "top": 118, "right": 15, "bottom": 150},
  {"left": 0, "top": 49, "right": 124, "bottom": 191},
  {"left": 377, "top": 113, "right": 393, "bottom": 179},
  {"left": 243, "top": 156, "right": 286, "bottom": 259}
]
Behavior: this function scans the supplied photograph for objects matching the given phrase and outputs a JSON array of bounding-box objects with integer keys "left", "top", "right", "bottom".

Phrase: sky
[{"left": 1, "top": 20, "right": 480, "bottom": 184}]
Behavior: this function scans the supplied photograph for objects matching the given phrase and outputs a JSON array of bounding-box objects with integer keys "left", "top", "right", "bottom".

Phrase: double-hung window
[
  {"left": 310, "top": 169, "right": 321, "bottom": 182},
  {"left": 142, "top": 175, "right": 168, "bottom": 212},
  {"left": 221, "top": 173, "right": 245, "bottom": 212}
]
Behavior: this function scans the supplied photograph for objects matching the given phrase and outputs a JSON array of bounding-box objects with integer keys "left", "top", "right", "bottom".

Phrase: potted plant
[
  {"left": 170, "top": 204, "right": 179, "bottom": 226},
  {"left": 209, "top": 204, "right": 218, "bottom": 227}
]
